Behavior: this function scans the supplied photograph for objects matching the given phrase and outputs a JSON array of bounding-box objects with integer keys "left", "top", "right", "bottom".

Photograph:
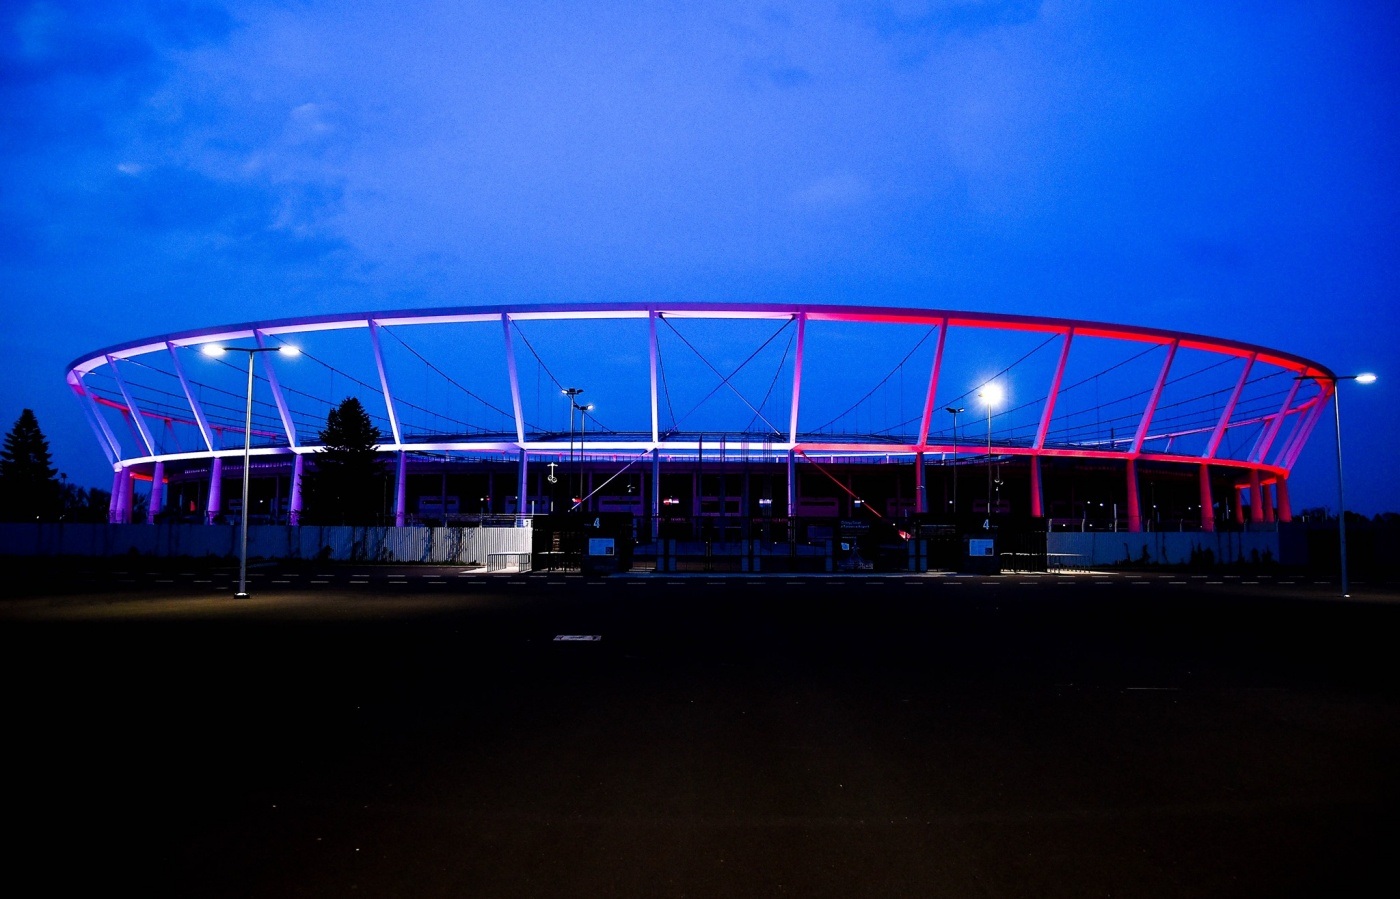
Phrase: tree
[
  {"left": 304, "top": 397, "right": 387, "bottom": 525},
  {"left": 0, "top": 409, "right": 60, "bottom": 522}
]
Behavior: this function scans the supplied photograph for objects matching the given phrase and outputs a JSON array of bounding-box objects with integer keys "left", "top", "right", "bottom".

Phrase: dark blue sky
[{"left": 3, "top": 1, "right": 1397, "bottom": 513}]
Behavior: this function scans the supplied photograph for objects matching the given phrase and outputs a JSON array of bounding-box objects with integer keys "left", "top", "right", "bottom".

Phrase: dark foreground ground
[{"left": 3, "top": 563, "right": 1399, "bottom": 897}]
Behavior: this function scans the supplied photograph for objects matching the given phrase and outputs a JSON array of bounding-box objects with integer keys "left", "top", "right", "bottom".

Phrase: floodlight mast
[
  {"left": 1296, "top": 372, "right": 1377, "bottom": 598},
  {"left": 201, "top": 342, "right": 299, "bottom": 598}
]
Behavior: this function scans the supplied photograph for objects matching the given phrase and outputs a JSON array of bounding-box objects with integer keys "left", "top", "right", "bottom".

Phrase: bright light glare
[
  {"left": 978, "top": 382, "right": 1004, "bottom": 407},
  {"left": 1356, "top": 372, "right": 1377, "bottom": 384},
  {"left": 278, "top": 345, "right": 301, "bottom": 357},
  {"left": 200, "top": 344, "right": 225, "bottom": 357}
]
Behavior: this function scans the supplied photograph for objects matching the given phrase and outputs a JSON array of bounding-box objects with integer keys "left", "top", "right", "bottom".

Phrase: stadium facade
[{"left": 67, "top": 303, "right": 1334, "bottom": 540}]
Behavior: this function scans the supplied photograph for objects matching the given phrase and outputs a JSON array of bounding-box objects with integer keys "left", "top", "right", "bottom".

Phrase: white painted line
[
  {"left": 429, "top": 580, "right": 447, "bottom": 584},
  {"left": 553, "top": 635, "right": 601, "bottom": 642},
  {"left": 1169, "top": 581, "right": 1186, "bottom": 585},
  {"left": 1243, "top": 581, "right": 1259, "bottom": 585},
  {"left": 194, "top": 579, "right": 211, "bottom": 583},
  {"left": 310, "top": 580, "right": 329, "bottom": 584},
  {"left": 1280, "top": 581, "right": 1296, "bottom": 585},
  {"left": 350, "top": 579, "right": 368, "bottom": 584},
  {"left": 1207, "top": 581, "right": 1223, "bottom": 585},
  {"left": 272, "top": 580, "right": 290, "bottom": 584}
]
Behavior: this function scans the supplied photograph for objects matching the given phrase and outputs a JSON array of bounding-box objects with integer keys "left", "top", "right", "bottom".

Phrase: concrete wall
[
  {"left": 1047, "top": 531, "right": 1283, "bottom": 568},
  {"left": 0, "top": 523, "right": 532, "bottom": 564}
]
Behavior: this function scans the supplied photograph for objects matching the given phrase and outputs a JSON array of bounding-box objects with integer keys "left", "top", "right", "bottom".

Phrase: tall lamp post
[
  {"left": 563, "top": 388, "right": 583, "bottom": 510},
  {"left": 1299, "top": 371, "right": 1376, "bottom": 598},
  {"left": 945, "top": 406, "right": 964, "bottom": 519},
  {"left": 573, "top": 401, "right": 594, "bottom": 510},
  {"left": 978, "top": 384, "right": 1003, "bottom": 529},
  {"left": 202, "top": 342, "right": 300, "bottom": 598}
]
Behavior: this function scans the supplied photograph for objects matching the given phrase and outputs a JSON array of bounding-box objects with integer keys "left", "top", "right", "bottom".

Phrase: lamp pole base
[{"left": 234, "top": 592, "right": 250, "bottom": 599}]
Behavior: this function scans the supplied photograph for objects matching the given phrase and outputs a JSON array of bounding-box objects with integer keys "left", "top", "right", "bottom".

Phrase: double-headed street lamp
[
  {"left": 1298, "top": 371, "right": 1377, "bottom": 597},
  {"left": 202, "top": 342, "right": 300, "bottom": 598},
  {"left": 563, "top": 388, "right": 584, "bottom": 509},
  {"left": 978, "top": 383, "right": 1003, "bottom": 529},
  {"left": 573, "top": 401, "right": 594, "bottom": 510},
  {"left": 945, "top": 406, "right": 964, "bottom": 518}
]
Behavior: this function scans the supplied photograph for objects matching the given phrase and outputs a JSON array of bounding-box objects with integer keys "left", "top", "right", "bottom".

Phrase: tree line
[{"left": 0, "top": 398, "right": 387, "bottom": 525}]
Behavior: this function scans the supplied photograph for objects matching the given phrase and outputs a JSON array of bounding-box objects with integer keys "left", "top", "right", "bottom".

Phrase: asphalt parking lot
[{"left": 3, "top": 562, "right": 1398, "bottom": 897}]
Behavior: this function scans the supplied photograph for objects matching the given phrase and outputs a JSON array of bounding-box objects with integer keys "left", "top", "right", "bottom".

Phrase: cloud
[{"left": 791, "top": 173, "right": 872, "bottom": 209}]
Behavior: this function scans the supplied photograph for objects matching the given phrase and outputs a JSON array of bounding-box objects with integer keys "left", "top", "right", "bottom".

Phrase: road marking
[
  {"left": 194, "top": 579, "right": 211, "bottom": 583},
  {"left": 272, "top": 579, "right": 290, "bottom": 584},
  {"left": 1243, "top": 580, "right": 1259, "bottom": 585},
  {"left": 350, "top": 579, "right": 368, "bottom": 584},
  {"left": 1207, "top": 581, "right": 1223, "bottom": 585},
  {"left": 428, "top": 580, "right": 447, "bottom": 584},
  {"left": 626, "top": 582, "right": 645, "bottom": 586},
  {"left": 1280, "top": 581, "right": 1296, "bottom": 585},
  {"left": 310, "top": 579, "right": 329, "bottom": 584},
  {"left": 554, "top": 635, "right": 601, "bottom": 642},
  {"left": 1131, "top": 581, "right": 1149, "bottom": 586},
  {"left": 1169, "top": 581, "right": 1186, "bottom": 585},
  {"left": 156, "top": 579, "right": 174, "bottom": 583}
]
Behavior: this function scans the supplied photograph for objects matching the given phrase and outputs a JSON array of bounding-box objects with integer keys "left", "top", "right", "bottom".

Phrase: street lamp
[
  {"left": 945, "top": 406, "right": 964, "bottom": 519},
  {"left": 563, "top": 388, "right": 583, "bottom": 509},
  {"left": 978, "top": 383, "right": 1003, "bottom": 529},
  {"left": 1298, "top": 371, "right": 1377, "bottom": 597},
  {"left": 573, "top": 402, "right": 594, "bottom": 511},
  {"left": 202, "top": 341, "right": 300, "bottom": 598}
]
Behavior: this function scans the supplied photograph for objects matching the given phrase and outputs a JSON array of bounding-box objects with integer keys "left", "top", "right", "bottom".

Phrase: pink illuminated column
[
  {"left": 1248, "top": 469, "right": 1264, "bottom": 523},
  {"left": 1261, "top": 481, "right": 1275, "bottom": 523},
  {"left": 289, "top": 453, "right": 305, "bottom": 525},
  {"left": 1126, "top": 458, "right": 1142, "bottom": 532},
  {"left": 207, "top": 457, "right": 223, "bottom": 524},
  {"left": 1199, "top": 464, "right": 1215, "bottom": 532},
  {"left": 1030, "top": 455, "right": 1044, "bottom": 518},
  {"left": 914, "top": 452, "right": 926, "bottom": 514},
  {"left": 1233, "top": 485, "right": 1246, "bottom": 525},
  {"left": 148, "top": 461, "right": 165, "bottom": 524},
  {"left": 1276, "top": 477, "right": 1292, "bottom": 523}
]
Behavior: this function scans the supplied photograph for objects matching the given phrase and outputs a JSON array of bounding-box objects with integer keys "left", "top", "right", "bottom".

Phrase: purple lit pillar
[
  {"left": 1248, "top": 469, "right": 1264, "bottom": 523},
  {"left": 1233, "top": 486, "right": 1246, "bottom": 525},
  {"left": 1199, "top": 464, "right": 1215, "bottom": 532},
  {"left": 394, "top": 450, "right": 407, "bottom": 527},
  {"left": 1261, "top": 481, "right": 1276, "bottom": 523},
  {"left": 109, "top": 469, "right": 123, "bottom": 523},
  {"left": 116, "top": 468, "right": 133, "bottom": 524},
  {"left": 208, "top": 457, "right": 223, "bottom": 524},
  {"left": 289, "top": 453, "right": 305, "bottom": 525},
  {"left": 1126, "top": 458, "right": 1142, "bottom": 532},
  {"left": 148, "top": 461, "right": 165, "bottom": 524}
]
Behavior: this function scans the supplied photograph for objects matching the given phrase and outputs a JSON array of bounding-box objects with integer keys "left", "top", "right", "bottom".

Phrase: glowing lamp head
[
  {"left": 1356, "top": 372, "right": 1377, "bottom": 384},
  {"left": 979, "top": 382, "right": 1004, "bottom": 407},
  {"left": 278, "top": 344, "right": 301, "bottom": 357},
  {"left": 201, "top": 344, "right": 226, "bottom": 357}
]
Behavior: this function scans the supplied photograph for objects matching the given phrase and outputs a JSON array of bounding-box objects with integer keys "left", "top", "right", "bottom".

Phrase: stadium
[{"left": 65, "top": 302, "right": 1334, "bottom": 568}]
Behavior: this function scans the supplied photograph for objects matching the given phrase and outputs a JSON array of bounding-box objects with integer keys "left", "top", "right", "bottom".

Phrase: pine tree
[
  {"left": 304, "top": 398, "right": 387, "bottom": 525},
  {"left": 0, "top": 409, "right": 60, "bottom": 522}
]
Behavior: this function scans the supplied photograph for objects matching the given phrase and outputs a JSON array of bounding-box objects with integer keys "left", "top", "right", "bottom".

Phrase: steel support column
[
  {"left": 253, "top": 330, "right": 299, "bottom": 447},
  {"left": 394, "top": 450, "right": 407, "bottom": 527},
  {"left": 1248, "top": 468, "right": 1264, "bottom": 522},
  {"left": 208, "top": 457, "right": 223, "bottom": 524},
  {"left": 148, "top": 461, "right": 165, "bottom": 524},
  {"left": 368, "top": 320, "right": 403, "bottom": 446},
  {"left": 651, "top": 448, "right": 661, "bottom": 540},
  {"left": 289, "top": 453, "right": 305, "bottom": 525},
  {"left": 1206, "top": 353, "right": 1256, "bottom": 459},
  {"left": 915, "top": 451, "right": 926, "bottom": 514},
  {"left": 1030, "top": 454, "right": 1044, "bottom": 519},
  {"left": 109, "top": 469, "right": 123, "bottom": 523},
  {"left": 1276, "top": 476, "right": 1292, "bottom": 523},
  {"left": 916, "top": 319, "right": 949, "bottom": 446},
  {"left": 1199, "top": 464, "right": 1215, "bottom": 532},
  {"left": 1126, "top": 458, "right": 1142, "bottom": 532},
  {"left": 1036, "top": 329, "right": 1074, "bottom": 450},
  {"left": 788, "top": 313, "right": 806, "bottom": 445},
  {"left": 517, "top": 449, "right": 529, "bottom": 524}
]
